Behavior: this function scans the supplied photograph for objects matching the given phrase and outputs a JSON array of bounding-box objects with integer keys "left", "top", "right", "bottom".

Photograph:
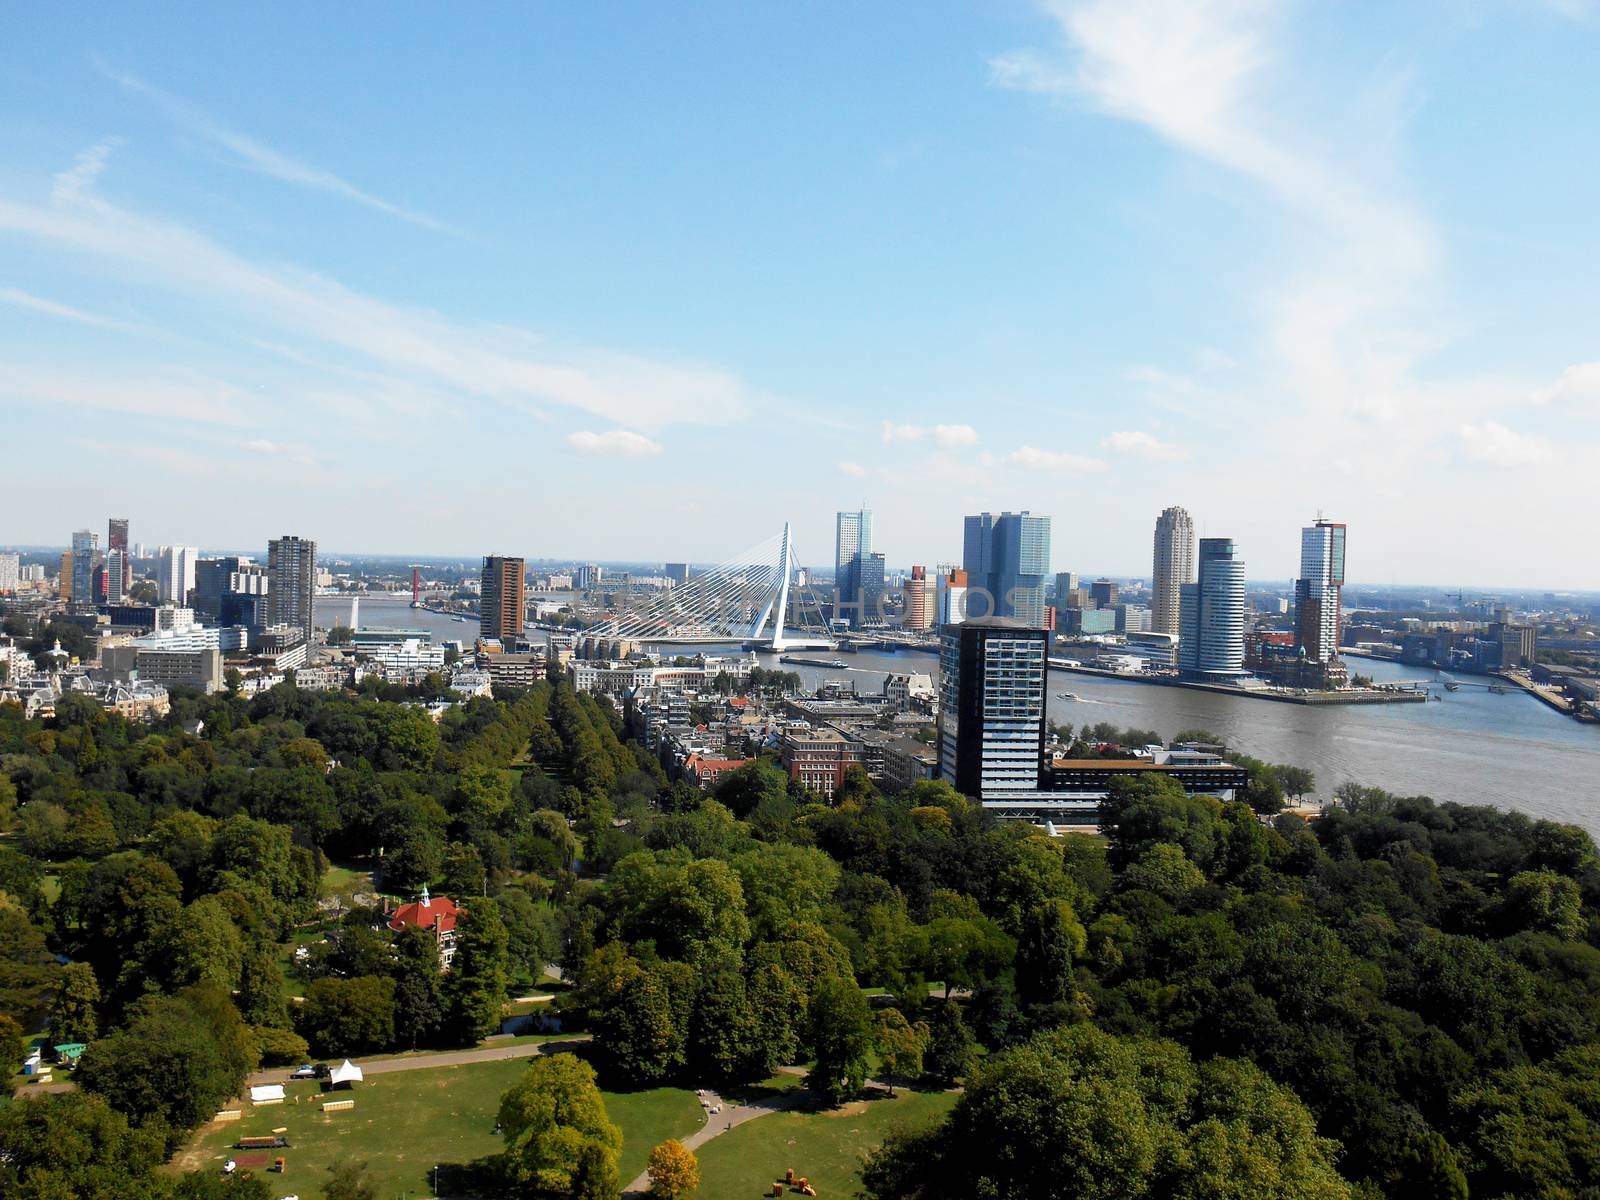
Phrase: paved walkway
[
  {"left": 621, "top": 1083, "right": 811, "bottom": 1196},
  {"left": 244, "top": 1034, "right": 590, "bottom": 1087}
]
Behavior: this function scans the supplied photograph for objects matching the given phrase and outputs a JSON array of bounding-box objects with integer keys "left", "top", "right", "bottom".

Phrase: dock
[{"left": 1046, "top": 663, "right": 1428, "bottom": 706}]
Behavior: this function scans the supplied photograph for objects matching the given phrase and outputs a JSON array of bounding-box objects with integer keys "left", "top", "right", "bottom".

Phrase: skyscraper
[
  {"left": 108, "top": 518, "right": 131, "bottom": 592},
  {"left": 1295, "top": 519, "right": 1347, "bottom": 664},
  {"left": 903, "top": 565, "right": 936, "bottom": 630},
  {"left": 937, "top": 566, "right": 967, "bottom": 626},
  {"left": 70, "top": 530, "right": 99, "bottom": 602},
  {"left": 104, "top": 549, "right": 127, "bottom": 603},
  {"left": 1178, "top": 538, "right": 1246, "bottom": 680},
  {"left": 1151, "top": 506, "right": 1195, "bottom": 637},
  {"left": 834, "top": 508, "right": 872, "bottom": 629},
  {"left": 158, "top": 545, "right": 199, "bottom": 605},
  {"left": 962, "top": 511, "right": 1051, "bottom": 627},
  {"left": 267, "top": 535, "right": 317, "bottom": 646},
  {"left": 937, "top": 618, "right": 1049, "bottom": 799},
  {"left": 480, "top": 555, "right": 526, "bottom": 642},
  {"left": 195, "top": 556, "right": 269, "bottom": 624},
  {"left": 664, "top": 563, "right": 689, "bottom": 586}
]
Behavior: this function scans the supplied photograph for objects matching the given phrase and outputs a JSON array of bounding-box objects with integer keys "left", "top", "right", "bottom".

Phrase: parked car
[{"left": 288, "top": 1063, "right": 329, "bottom": 1080}]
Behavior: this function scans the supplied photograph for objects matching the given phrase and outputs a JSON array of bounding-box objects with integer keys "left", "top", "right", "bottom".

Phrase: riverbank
[{"left": 1050, "top": 662, "right": 1428, "bottom": 706}]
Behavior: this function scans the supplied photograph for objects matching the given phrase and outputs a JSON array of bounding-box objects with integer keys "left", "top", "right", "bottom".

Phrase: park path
[
  {"left": 621, "top": 1083, "right": 811, "bottom": 1196},
  {"left": 243, "top": 1034, "right": 590, "bottom": 1087}
]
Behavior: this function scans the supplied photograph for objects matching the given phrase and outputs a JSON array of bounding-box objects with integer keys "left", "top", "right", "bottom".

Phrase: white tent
[
  {"left": 330, "top": 1060, "right": 364, "bottom": 1086},
  {"left": 249, "top": 1084, "right": 285, "bottom": 1104}
]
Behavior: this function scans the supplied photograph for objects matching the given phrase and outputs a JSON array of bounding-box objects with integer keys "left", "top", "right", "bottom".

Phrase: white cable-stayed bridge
[{"left": 586, "top": 522, "right": 837, "bottom": 651}]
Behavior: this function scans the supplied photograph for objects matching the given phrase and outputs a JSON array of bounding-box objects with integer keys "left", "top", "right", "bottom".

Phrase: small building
[{"left": 385, "top": 885, "right": 460, "bottom": 969}]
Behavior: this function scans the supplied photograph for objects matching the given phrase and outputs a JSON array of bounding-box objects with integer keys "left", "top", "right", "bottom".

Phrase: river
[{"left": 319, "top": 598, "right": 1600, "bottom": 833}]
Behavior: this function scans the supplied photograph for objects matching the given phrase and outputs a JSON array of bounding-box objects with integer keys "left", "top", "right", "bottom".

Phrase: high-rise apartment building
[
  {"left": 480, "top": 555, "right": 526, "bottom": 642},
  {"left": 267, "top": 536, "right": 317, "bottom": 646},
  {"left": 0, "top": 553, "right": 19, "bottom": 593},
  {"left": 70, "top": 530, "right": 100, "bottom": 602},
  {"left": 104, "top": 549, "right": 127, "bottom": 603},
  {"left": 903, "top": 565, "right": 937, "bottom": 630},
  {"left": 937, "top": 618, "right": 1049, "bottom": 799},
  {"left": 157, "top": 545, "right": 198, "bottom": 605},
  {"left": 834, "top": 508, "right": 873, "bottom": 629},
  {"left": 1152, "top": 506, "right": 1196, "bottom": 637},
  {"left": 1090, "top": 579, "right": 1120, "bottom": 610},
  {"left": 937, "top": 566, "right": 967, "bottom": 626},
  {"left": 575, "top": 563, "right": 603, "bottom": 591},
  {"left": 108, "top": 518, "right": 131, "bottom": 591},
  {"left": 962, "top": 511, "right": 1051, "bottom": 628},
  {"left": 664, "top": 563, "right": 689, "bottom": 586},
  {"left": 1178, "top": 538, "right": 1247, "bottom": 680},
  {"left": 1295, "top": 520, "right": 1347, "bottom": 664}
]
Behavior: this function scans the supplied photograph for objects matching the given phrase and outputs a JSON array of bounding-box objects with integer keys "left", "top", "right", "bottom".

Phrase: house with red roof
[
  {"left": 385, "top": 885, "right": 460, "bottom": 969},
  {"left": 682, "top": 752, "right": 748, "bottom": 790}
]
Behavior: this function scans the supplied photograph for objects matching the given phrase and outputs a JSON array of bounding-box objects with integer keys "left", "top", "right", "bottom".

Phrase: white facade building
[
  {"left": 1178, "top": 538, "right": 1247, "bottom": 680},
  {"left": 158, "top": 545, "right": 199, "bottom": 605}
]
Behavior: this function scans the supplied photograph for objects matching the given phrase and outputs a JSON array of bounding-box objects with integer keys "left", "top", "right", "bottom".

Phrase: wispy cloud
[
  {"left": 1535, "top": 362, "right": 1600, "bottom": 409},
  {"left": 241, "top": 437, "right": 317, "bottom": 466},
  {"left": 100, "top": 64, "right": 460, "bottom": 235},
  {"left": 0, "top": 362, "right": 249, "bottom": 425},
  {"left": 1003, "top": 445, "right": 1107, "bottom": 473},
  {"left": 0, "top": 285, "right": 132, "bottom": 331},
  {"left": 1101, "top": 429, "right": 1188, "bottom": 461},
  {"left": 1457, "top": 421, "right": 1552, "bottom": 467},
  {"left": 836, "top": 460, "right": 867, "bottom": 478},
  {"left": 567, "top": 430, "right": 663, "bottom": 457},
  {"left": 0, "top": 145, "right": 756, "bottom": 432}
]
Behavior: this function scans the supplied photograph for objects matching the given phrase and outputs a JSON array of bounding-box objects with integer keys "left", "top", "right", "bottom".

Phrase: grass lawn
[
  {"left": 692, "top": 1087, "right": 958, "bottom": 1200},
  {"left": 175, "top": 1056, "right": 702, "bottom": 1199}
]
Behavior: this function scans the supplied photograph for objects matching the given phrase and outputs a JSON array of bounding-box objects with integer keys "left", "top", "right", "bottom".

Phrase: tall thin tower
[{"left": 1151, "top": 506, "right": 1195, "bottom": 637}]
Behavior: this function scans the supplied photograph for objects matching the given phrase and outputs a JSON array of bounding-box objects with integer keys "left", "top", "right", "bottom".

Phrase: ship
[{"left": 779, "top": 654, "right": 849, "bottom": 669}]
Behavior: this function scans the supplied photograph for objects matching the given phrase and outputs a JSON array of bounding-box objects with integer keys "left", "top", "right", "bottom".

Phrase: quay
[{"left": 1047, "top": 661, "right": 1429, "bottom": 706}]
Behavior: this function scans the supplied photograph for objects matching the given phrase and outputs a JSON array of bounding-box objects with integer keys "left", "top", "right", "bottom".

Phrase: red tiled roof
[{"left": 387, "top": 895, "right": 459, "bottom": 935}]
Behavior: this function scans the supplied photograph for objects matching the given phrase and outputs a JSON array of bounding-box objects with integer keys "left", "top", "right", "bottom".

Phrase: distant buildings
[
  {"left": 937, "top": 566, "right": 967, "bottom": 626},
  {"left": 0, "top": 553, "right": 18, "bottom": 594},
  {"left": 70, "top": 530, "right": 99, "bottom": 603},
  {"left": 157, "top": 545, "right": 198, "bottom": 605},
  {"left": 664, "top": 562, "right": 690, "bottom": 586},
  {"left": 480, "top": 555, "right": 526, "bottom": 642},
  {"left": 1090, "top": 579, "right": 1120, "bottom": 609},
  {"left": 1178, "top": 538, "right": 1247, "bottom": 680},
  {"left": 902, "top": 565, "right": 936, "bottom": 630},
  {"left": 1295, "top": 519, "right": 1346, "bottom": 665},
  {"left": 962, "top": 511, "right": 1051, "bottom": 628},
  {"left": 194, "top": 557, "right": 269, "bottom": 626},
  {"left": 1151, "top": 506, "right": 1195, "bottom": 637},
  {"left": 834, "top": 508, "right": 873, "bottom": 629},
  {"left": 575, "top": 563, "right": 603, "bottom": 591},
  {"left": 937, "top": 617, "right": 1049, "bottom": 799},
  {"left": 266, "top": 535, "right": 316, "bottom": 646},
  {"left": 107, "top": 518, "right": 130, "bottom": 592}
]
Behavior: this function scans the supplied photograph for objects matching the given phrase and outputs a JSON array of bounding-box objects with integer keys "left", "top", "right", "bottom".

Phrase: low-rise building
[
  {"left": 384, "top": 886, "right": 460, "bottom": 969},
  {"left": 881, "top": 736, "right": 939, "bottom": 791},
  {"left": 780, "top": 726, "right": 866, "bottom": 801}
]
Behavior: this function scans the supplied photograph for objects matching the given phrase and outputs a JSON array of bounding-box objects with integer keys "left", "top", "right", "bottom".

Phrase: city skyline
[{"left": 2, "top": 5, "right": 1599, "bottom": 584}]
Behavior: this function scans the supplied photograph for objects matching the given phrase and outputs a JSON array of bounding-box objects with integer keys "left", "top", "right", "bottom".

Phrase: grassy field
[
  {"left": 176, "top": 1057, "right": 704, "bottom": 1199},
  {"left": 692, "top": 1087, "right": 958, "bottom": 1200}
]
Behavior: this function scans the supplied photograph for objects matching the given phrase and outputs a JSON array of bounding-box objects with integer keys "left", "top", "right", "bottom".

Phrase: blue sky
[{"left": 2, "top": 2, "right": 1598, "bottom": 586}]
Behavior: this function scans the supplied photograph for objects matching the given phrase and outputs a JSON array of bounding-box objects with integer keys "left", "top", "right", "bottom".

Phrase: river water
[{"left": 321, "top": 598, "right": 1600, "bottom": 833}]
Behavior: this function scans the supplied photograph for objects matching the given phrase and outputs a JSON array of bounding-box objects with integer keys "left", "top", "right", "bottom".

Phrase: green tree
[
  {"left": 0, "top": 1091, "right": 167, "bottom": 1200},
  {"left": 392, "top": 927, "right": 447, "bottom": 1049},
  {"left": 446, "top": 896, "right": 511, "bottom": 1043},
  {"left": 805, "top": 976, "right": 873, "bottom": 1106},
  {"left": 876, "top": 1008, "right": 929, "bottom": 1095},
  {"left": 689, "top": 963, "right": 761, "bottom": 1084},
  {"left": 861, "top": 1024, "right": 1350, "bottom": 1200},
  {"left": 1501, "top": 869, "right": 1584, "bottom": 939},
  {"left": 1122, "top": 842, "right": 1208, "bottom": 902},
  {"left": 237, "top": 946, "right": 289, "bottom": 1029},
  {"left": 1453, "top": 1044, "right": 1600, "bottom": 1199},
  {"left": 323, "top": 1158, "right": 378, "bottom": 1200},
  {"left": 47, "top": 961, "right": 101, "bottom": 1044},
  {"left": 1014, "top": 900, "right": 1085, "bottom": 1010},
  {"left": 497, "top": 1053, "right": 623, "bottom": 1200},
  {"left": 924, "top": 1000, "right": 975, "bottom": 1086},
  {"left": 298, "top": 976, "right": 398, "bottom": 1056}
]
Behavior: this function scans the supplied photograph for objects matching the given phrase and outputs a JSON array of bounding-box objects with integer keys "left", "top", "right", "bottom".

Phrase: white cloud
[
  {"left": 881, "top": 421, "right": 979, "bottom": 448},
  {"left": 1003, "top": 445, "right": 1107, "bottom": 473},
  {"left": 1536, "top": 362, "right": 1600, "bottom": 408},
  {"left": 567, "top": 430, "right": 663, "bottom": 458},
  {"left": 1101, "top": 429, "right": 1188, "bottom": 461},
  {"left": 932, "top": 423, "right": 979, "bottom": 448},
  {"left": 0, "top": 148, "right": 756, "bottom": 432},
  {"left": 101, "top": 65, "right": 459, "bottom": 235},
  {"left": 837, "top": 460, "right": 867, "bottom": 477},
  {"left": 0, "top": 285, "right": 130, "bottom": 330},
  {"left": 1457, "top": 421, "right": 1552, "bottom": 467},
  {"left": 881, "top": 421, "right": 926, "bottom": 444},
  {"left": 51, "top": 139, "right": 122, "bottom": 204},
  {"left": 241, "top": 437, "right": 317, "bottom": 465}
]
